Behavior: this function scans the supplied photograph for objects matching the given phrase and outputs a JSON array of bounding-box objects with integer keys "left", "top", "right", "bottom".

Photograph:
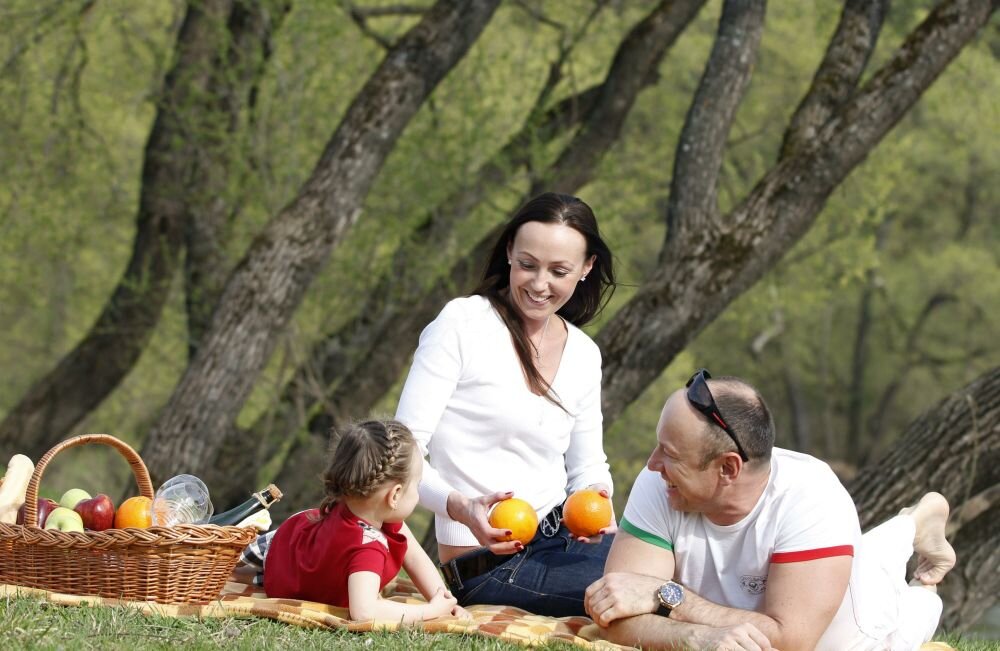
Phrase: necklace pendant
[{"left": 531, "top": 315, "right": 551, "bottom": 362}]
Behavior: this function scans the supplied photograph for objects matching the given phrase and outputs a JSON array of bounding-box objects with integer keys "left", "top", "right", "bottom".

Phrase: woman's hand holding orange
[
  {"left": 446, "top": 490, "right": 523, "bottom": 555},
  {"left": 564, "top": 483, "right": 617, "bottom": 544}
]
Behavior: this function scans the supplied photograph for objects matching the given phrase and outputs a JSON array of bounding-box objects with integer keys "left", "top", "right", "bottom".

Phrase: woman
[{"left": 395, "top": 192, "right": 617, "bottom": 616}]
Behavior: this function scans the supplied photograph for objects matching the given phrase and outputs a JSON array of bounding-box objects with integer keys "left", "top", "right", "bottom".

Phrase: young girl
[{"left": 243, "top": 420, "right": 461, "bottom": 622}]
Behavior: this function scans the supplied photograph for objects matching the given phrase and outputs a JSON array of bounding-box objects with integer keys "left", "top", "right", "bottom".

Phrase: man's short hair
[{"left": 697, "top": 377, "right": 775, "bottom": 467}]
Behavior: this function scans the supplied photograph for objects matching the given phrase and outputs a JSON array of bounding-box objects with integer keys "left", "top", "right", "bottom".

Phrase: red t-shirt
[{"left": 263, "top": 502, "right": 407, "bottom": 606}]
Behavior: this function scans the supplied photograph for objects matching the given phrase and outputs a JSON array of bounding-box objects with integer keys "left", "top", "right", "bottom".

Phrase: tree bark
[
  {"left": 0, "top": 0, "right": 276, "bottom": 460},
  {"left": 598, "top": 0, "right": 996, "bottom": 426},
  {"left": 268, "top": 0, "right": 710, "bottom": 517},
  {"left": 663, "top": 0, "right": 767, "bottom": 247},
  {"left": 140, "top": 0, "right": 503, "bottom": 483},
  {"left": 184, "top": 1, "right": 291, "bottom": 358},
  {"left": 780, "top": 0, "right": 889, "bottom": 158},
  {"left": 236, "top": 38, "right": 611, "bottom": 491},
  {"left": 850, "top": 366, "right": 1000, "bottom": 631}
]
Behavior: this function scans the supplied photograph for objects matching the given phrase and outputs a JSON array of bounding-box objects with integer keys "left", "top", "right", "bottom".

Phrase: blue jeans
[{"left": 447, "top": 524, "right": 613, "bottom": 617}]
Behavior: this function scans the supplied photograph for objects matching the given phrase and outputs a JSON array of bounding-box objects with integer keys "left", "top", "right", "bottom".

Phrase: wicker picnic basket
[{"left": 0, "top": 434, "right": 257, "bottom": 604}]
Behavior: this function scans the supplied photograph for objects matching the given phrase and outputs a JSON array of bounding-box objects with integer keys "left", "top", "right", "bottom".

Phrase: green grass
[
  {"left": 0, "top": 594, "right": 549, "bottom": 651},
  {"left": 1, "top": 594, "right": 997, "bottom": 650},
  {"left": 938, "top": 635, "right": 1000, "bottom": 651}
]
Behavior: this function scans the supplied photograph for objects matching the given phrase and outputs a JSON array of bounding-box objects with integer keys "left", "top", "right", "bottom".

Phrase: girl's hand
[
  {"left": 446, "top": 490, "right": 522, "bottom": 555},
  {"left": 567, "top": 483, "right": 618, "bottom": 544},
  {"left": 451, "top": 604, "right": 474, "bottom": 619},
  {"left": 426, "top": 587, "right": 458, "bottom": 619}
]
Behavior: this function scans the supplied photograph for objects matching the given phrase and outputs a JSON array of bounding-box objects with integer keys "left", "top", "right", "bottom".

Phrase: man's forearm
[
  {"left": 603, "top": 613, "right": 709, "bottom": 650},
  {"left": 671, "top": 587, "right": 780, "bottom": 641}
]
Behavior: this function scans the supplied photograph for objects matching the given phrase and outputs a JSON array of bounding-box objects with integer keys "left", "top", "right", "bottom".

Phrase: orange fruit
[
  {"left": 563, "top": 489, "right": 612, "bottom": 538},
  {"left": 114, "top": 496, "right": 153, "bottom": 529},
  {"left": 488, "top": 498, "right": 538, "bottom": 545}
]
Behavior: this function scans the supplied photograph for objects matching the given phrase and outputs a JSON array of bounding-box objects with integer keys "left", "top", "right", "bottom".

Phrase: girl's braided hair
[{"left": 319, "top": 419, "right": 417, "bottom": 516}]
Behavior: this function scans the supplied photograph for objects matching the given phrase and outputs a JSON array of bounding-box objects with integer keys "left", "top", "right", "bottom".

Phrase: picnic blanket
[
  {"left": 0, "top": 569, "right": 624, "bottom": 649},
  {"left": 0, "top": 572, "right": 956, "bottom": 651}
]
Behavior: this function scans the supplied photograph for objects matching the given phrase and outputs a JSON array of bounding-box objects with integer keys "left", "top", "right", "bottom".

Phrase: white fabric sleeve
[
  {"left": 772, "top": 472, "right": 859, "bottom": 562},
  {"left": 564, "top": 345, "right": 613, "bottom": 494},
  {"left": 620, "top": 469, "right": 675, "bottom": 550},
  {"left": 394, "top": 303, "right": 463, "bottom": 518}
]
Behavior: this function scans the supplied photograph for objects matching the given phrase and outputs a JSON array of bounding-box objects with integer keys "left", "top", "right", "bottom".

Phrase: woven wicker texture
[{"left": 0, "top": 434, "right": 256, "bottom": 604}]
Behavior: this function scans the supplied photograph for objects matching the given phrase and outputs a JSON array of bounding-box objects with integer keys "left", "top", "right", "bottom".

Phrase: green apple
[
  {"left": 58, "top": 488, "right": 92, "bottom": 509},
  {"left": 44, "top": 507, "right": 85, "bottom": 532}
]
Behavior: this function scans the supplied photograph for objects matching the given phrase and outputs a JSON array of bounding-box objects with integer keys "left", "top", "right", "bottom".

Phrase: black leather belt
[{"left": 439, "top": 503, "right": 563, "bottom": 591}]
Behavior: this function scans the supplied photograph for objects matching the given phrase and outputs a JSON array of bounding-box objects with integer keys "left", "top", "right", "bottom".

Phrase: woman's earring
[
  {"left": 508, "top": 259, "right": 512, "bottom": 265},
  {"left": 580, "top": 275, "right": 587, "bottom": 282}
]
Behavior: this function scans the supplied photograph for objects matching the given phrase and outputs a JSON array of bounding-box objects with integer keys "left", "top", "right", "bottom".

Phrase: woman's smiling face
[{"left": 506, "top": 221, "right": 594, "bottom": 326}]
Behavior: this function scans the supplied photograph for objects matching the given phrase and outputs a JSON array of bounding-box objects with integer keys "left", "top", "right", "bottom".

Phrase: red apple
[
  {"left": 16, "top": 497, "right": 59, "bottom": 527},
  {"left": 74, "top": 493, "right": 116, "bottom": 531}
]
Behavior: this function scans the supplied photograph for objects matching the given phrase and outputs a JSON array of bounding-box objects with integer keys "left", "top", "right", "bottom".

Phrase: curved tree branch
[
  {"left": 850, "top": 366, "right": 1000, "bottom": 630},
  {"left": 534, "top": 0, "right": 707, "bottom": 196},
  {"left": 663, "top": 0, "right": 766, "bottom": 249},
  {"left": 780, "top": 0, "right": 889, "bottom": 158},
  {"left": 184, "top": 0, "right": 292, "bottom": 357},
  {"left": 862, "top": 291, "right": 960, "bottom": 461},
  {"left": 236, "top": 18, "right": 609, "bottom": 462},
  {"left": 1, "top": 0, "right": 96, "bottom": 79},
  {"left": 140, "top": 0, "right": 504, "bottom": 482},
  {"left": 598, "top": 0, "right": 996, "bottom": 425},
  {"left": 268, "top": 0, "right": 710, "bottom": 515},
  {"left": 0, "top": 0, "right": 276, "bottom": 459}
]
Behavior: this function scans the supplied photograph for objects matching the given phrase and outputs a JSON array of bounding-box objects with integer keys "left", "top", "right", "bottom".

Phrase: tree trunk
[
  {"left": 863, "top": 292, "right": 959, "bottom": 462},
  {"left": 0, "top": 0, "right": 280, "bottom": 460},
  {"left": 779, "top": 344, "right": 811, "bottom": 451},
  {"left": 598, "top": 0, "right": 995, "bottom": 426},
  {"left": 267, "top": 0, "right": 710, "bottom": 518},
  {"left": 140, "top": 0, "right": 503, "bottom": 483},
  {"left": 662, "top": 0, "right": 766, "bottom": 247},
  {"left": 183, "top": 1, "right": 291, "bottom": 359},
  {"left": 847, "top": 217, "right": 891, "bottom": 459},
  {"left": 780, "top": 0, "right": 888, "bottom": 157},
  {"left": 850, "top": 366, "right": 1000, "bottom": 631},
  {"left": 231, "top": 42, "right": 612, "bottom": 511}
]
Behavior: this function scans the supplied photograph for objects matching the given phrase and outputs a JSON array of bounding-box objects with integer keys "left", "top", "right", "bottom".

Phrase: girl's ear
[
  {"left": 387, "top": 483, "right": 403, "bottom": 509},
  {"left": 582, "top": 254, "right": 596, "bottom": 279}
]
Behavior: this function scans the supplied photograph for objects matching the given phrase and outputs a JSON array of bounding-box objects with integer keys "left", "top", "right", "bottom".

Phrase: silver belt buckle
[{"left": 539, "top": 504, "right": 563, "bottom": 538}]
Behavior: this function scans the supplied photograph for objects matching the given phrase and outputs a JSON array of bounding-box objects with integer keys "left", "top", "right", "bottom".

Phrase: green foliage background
[{"left": 0, "top": 0, "right": 996, "bottom": 530}]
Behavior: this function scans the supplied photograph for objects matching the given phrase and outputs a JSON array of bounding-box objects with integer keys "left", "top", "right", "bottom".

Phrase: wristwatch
[{"left": 655, "top": 580, "right": 684, "bottom": 617}]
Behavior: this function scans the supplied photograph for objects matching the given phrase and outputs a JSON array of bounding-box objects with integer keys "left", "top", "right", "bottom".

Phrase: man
[{"left": 584, "top": 370, "right": 955, "bottom": 651}]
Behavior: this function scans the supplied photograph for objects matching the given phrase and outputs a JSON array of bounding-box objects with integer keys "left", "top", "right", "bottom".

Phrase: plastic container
[{"left": 152, "top": 474, "right": 214, "bottom": 526}]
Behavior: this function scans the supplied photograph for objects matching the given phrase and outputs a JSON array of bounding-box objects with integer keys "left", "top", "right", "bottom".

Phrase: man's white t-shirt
[{"left": 621, "top": 448, "right": 889, "bottom": 650}]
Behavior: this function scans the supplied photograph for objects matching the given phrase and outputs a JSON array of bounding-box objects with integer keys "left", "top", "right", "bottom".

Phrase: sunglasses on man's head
[{"left": 685, "top": 369, "right": 749, "bottom": 462}]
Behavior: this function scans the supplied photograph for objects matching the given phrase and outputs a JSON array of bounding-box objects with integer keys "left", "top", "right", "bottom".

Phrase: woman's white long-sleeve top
[{"left": 395, "top": 295, "right": 613, "bottom": 546}]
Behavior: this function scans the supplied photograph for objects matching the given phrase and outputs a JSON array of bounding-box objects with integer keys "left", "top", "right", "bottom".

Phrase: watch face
[{"left": 659, "top": 581, "right": 683, "bottom": 608}]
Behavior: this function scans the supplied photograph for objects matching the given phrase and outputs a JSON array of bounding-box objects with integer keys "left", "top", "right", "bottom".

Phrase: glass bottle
[{"left": 207, "top": 484, "right": 282, "bottom": 526}]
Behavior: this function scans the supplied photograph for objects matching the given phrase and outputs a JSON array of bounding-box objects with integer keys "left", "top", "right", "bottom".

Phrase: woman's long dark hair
[{"left": 473, "top": 192, "right": 615, "bottom": 406}]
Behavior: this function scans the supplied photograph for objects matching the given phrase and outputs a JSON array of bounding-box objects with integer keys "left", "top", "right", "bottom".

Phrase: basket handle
[{"left": 22, "top": 433, "right": 155, "bottom": 527}]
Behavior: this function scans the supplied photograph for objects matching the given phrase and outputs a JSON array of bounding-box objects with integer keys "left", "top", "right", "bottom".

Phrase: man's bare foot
[{"left": 900, "top": 492, "right": 956, "bottom": 585}]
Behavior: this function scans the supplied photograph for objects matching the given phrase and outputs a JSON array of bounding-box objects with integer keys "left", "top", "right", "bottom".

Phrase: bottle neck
[{"left": 257, "top": 484, "right": 282, "bottom": 507}]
